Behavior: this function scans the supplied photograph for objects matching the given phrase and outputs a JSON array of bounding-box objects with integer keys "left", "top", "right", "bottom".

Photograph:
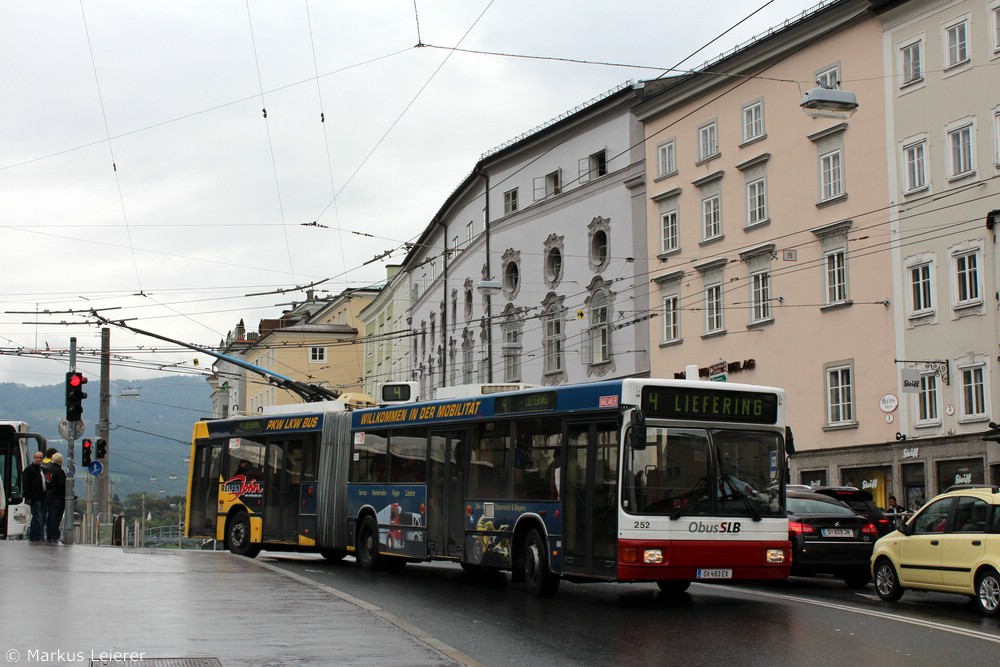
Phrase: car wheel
[
  {"left": 975, "top": 569, "right": 1000, "bottom": 616},
  {"left": 873, "top": 558, "right": 903, "bottom": 602},
  {"left": 843, "top": 571, "right": 871, "bottom": 589}
]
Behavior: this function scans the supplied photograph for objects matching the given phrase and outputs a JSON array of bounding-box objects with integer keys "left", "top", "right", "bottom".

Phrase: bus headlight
[
  {"left": 643, "top": 549, "right": 664, "bottom": 564},
  {"left": 766, "top": 549, "right": 786, "bottom": 564}
]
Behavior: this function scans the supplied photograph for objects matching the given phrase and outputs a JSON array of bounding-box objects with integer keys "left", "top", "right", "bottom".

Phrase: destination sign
[
  {"left": 641, "top": 386, "right": 778, "bottom": 424},
  {"left": 209, "top": 414, "right": 323, "bottom": 437},
  {"left": 495, "top": 391, "right": 557, "bottom": 415}
]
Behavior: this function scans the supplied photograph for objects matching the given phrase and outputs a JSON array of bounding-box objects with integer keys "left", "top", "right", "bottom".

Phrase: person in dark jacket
[
  {"left": 44, "top": 453, "right": 67, "bottom": 543},
  {"left": 22, "top": 451, "right": 46, "bottom": 541}
]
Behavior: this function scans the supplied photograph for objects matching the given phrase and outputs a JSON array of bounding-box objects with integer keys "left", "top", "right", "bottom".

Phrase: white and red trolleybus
[{"left": 187, "top": 376, "right": 792, "bottom": 596}]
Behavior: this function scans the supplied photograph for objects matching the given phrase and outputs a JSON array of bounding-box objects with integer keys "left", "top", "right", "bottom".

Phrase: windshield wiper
[
  {"left": 721, "top": 476, "right": 762, "bottom": 522},
  {"left": 670, "top": 477, "right": 708, "bottom": 520}
]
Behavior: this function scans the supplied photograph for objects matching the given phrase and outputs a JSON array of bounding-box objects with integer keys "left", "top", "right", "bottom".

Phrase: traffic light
[
  {"left": 81, "top": 438, "right": 93, "bottom": 467},
  {"left": 95, "top": 438, "right": 107, "bottom": 459},
  {"left": 65, "top": 371, "right": 88, "bottom": 422}
]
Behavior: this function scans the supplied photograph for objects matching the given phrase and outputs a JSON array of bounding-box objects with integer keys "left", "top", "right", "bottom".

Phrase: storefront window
[
  {"left": 902, "top": 462, "right": 925, "bottom": 511},
  {"left": 842, "top": 466, "right": 891, "bottom": 508},
  {"left": 800, "top": 470, "right": 827, "bottom": 487},
  {"left": 936, "top": 458, "right": 983, "bottom": 494}
]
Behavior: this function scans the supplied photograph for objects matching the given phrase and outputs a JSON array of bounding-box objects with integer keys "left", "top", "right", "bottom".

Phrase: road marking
[
  {"left": 250, "top": 557, "right": 486, "bottom": 667},
  {"left": 720, "top": 585, "right": 1000, "bottom": 643}
]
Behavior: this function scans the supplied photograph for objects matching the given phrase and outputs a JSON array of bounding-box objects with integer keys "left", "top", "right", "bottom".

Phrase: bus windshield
[{"left": 623, "top": 426, "right": 783, "bottom": 518}]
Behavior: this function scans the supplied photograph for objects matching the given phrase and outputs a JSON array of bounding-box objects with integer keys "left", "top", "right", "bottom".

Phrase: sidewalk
[{"left": 0, "top": 541, "right": 467, "bottom": 666}]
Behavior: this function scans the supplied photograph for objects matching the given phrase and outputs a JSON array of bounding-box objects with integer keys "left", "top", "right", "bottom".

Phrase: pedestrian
[
  {"left": 887, "top": 495, "right": 907, "bottom": 513},
  {"left": 42, "top": 447, "right": 58, "bottom": 540},
  {"left": 22, "top": 451, "right": 46, "bottom": 541},
  {"left": 44, "top": 453, "right": 67, "bottom": 543}
]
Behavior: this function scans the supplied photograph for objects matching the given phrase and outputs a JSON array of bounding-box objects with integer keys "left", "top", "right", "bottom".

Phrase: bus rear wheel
[
  {"left": 357, "top": 516, "right": 380, "bottom": 571},
  {"left": 227, "top": 511, "right": 260, "bottom": 559},
  {"left": 522, "top": 528, "right": 560, "bottom": 597}
]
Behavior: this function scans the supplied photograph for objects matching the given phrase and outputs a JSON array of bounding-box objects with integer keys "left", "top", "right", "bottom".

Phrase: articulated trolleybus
[{"left": 187, "top": 374, "right": 791, "bottom": 596}]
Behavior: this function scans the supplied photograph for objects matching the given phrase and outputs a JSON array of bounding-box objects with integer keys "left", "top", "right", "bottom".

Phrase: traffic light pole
[
  {"left": 96, "top": 327, "right": 110, "bottom": 525},
  {"left": 64, "top": 338, "right": 77, "bottom": 545}
]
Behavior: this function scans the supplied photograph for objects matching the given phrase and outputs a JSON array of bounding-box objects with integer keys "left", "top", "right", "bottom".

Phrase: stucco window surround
[
  {"left": 956, "top": 355, "right": 990, "bottom": 423},
  {"left": 941, "top": 13, "right": 972, "bottom": 74},
  {"left": 993, "top": 106, "right": 1000, "bottom": 170},
  {"left": 500, "top": 303, "right": 525, "bottom": 383},
  {"left": 811, "top": 219, "right": 853, "bottom": 311},
  {"left": 461, "top": 329, "right": 475, "bottom": 384},
  {"left": 823, "top": 358, "right": 857, "bottom": 430},
  {"left": 500, "top": 248, "right": 522, "bottom": 300},
  {"left": 991, "top": 2, "right": 1000, "bottom": 58},
  {"left": 945, "top": 116, "right": 976, "bottom": 182},
  {"left": 542, "top": 233, "right": 565, "bottom": 288},
  {"left": 900, "top": 133, "right": 930, "bottom": 196},
  {"left": 737, "top": 153, "right": 770, "bottom": 230},
  {"left": 949, "top": 239, "right": 984, "bottom": 316},
  {"left": 694, "top": 257, "right": 727, "bottom": 338},
  {"left": 587, "top": 216, "right": 611, "bottom": 273},
  {"left": 463, "top": 278, "right": 475, "bottom": 322},
  {"left": 653, "top": 269, "right": 684, "bottom": 347},
  {"left": 697, "top": 119, "right": 720, "bottom": 164},
  {"left": 652, "top": 187, "right": 682, "bottom": 258},
  {"left": 904, "top": 251, "right": 937, "bottom": 325},
  {"left": 897, "top": 34, "right": 926, "bottom": 93},
  {"left": 693, "top": 170, "right": 724, "bottom": 245},
  {"left": 540, "top": 292, "right": 567, "bottom": 384},
  {"left": 741, "top": 99, "right": 766, "bottom": 146},
  {"left": 809, "top": 123, "right": 847, "bottom": 207},
  {"left": 656, "top": 138, "right": 677, "bottom": 179},
  {"left": 739, "top": 243, "right": 776, "bottom": 327},
  {"left": 583, "top": 276, "right": 616, "bottom": 377}
]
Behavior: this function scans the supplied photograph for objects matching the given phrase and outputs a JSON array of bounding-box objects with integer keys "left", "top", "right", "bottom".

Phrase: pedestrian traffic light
[
  {"left": 81, "top": 438, "right": 93, "bottom": 467},
  {"left": 65, "top": 371, "right": 88, "bottom": 422},
  {"left": 95, "top": 438, "right": 107, "bottom": 459}
]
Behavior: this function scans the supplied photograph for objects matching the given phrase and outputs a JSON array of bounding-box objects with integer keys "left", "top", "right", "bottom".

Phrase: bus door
[
  {"left": 563, "top": 420, "right": 619, "bottom": 577},
  {"left": 188, "top": 441, "right": 223, "bottom": 538},
  {"left": 427, "top": 429, "right": 468, "bottom": 558},
  {"left": 262, "top": 438, "right": 307, "bottom": 543}
]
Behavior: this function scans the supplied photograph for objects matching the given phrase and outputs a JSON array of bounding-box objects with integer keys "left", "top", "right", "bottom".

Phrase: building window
[
  {"left": 947, "top": 122, "right": 974, "bottom": 179},
  {"left": 462, "top": 338, "right": 474, "bottom": 384},
  {"left": 533, "top": 169, "right": 561, "bottom": 200},
  {"left": 698, "top": 121, "right": 718, "bottom": 162},
  {"left": 954, "top": 250, "right": 981, "bottom": 307},
  {"left": 994, "top": 109, "right": 1000, "bottom": 167},
  {"left": 660, "top": 209, "right": 678, "bottom": 254},
  {"left": 544, "top": 306, "right": 563, "bottom": 374},
  {"left": 309, "top": 346, "right": 326, "bottom": 363},
  {"left": 702, "top": 195, "right": 722, "bottom": 241},
  {"left": 746, "top": 178, "right": 767, "bottom": 227},
  {"left": 588, "top": 216, "right": 611, "bottom": 272},
  {"left": 945, "top": 17, "right": 969, "bottom": 69},
  {"left": 504, "top": 188, "right": 518, "bottom": 215},
  {"left": 502, "top": 316, "right": 521, "bottom": 382},
  {"left": 742, "top": 101, "right": 764, "bottom": 143},
  {"left": 903, "top": 139, "right": 927, "bottom": 193},
  {"left": 900, "top": 39, "right": 923, "bottom": 85},
  {"left": 826, "top": 363, "right": 854, "bottom": 426},
  {"left": 820, "top": 150, "right": 843, "bottom": 201},
  {"left": 661, "top": 295, "right": 680, "bottom": 343},
  {"left": 916, "top": 373, "right": 939, "bottom": 425},
  {"left": 992, "top": 5, "right": 1000, "bottom": 54},
  {"left": 825, "top": 249, "right": 848, "bottom": 306},
  {"left": 816, "top": 64, "right": 840, "bottom": 90},
  {"left": 959, "top": 364, "right": 987, "bottom": 420},
  {"left": 657, "top": 140, "right": 676, "bottom": 177},
  {"left": 589, "top": 291, "right": 609, "bottom": 365},
  {"left": 705, "top": 283, "right": 724, "bottom": 334},
  {"left": 909, "top": 262, "right": 933, "bottom": 316},
  {"left": 503, "top": 260, "right": 520, "bottom": 295},
  {"left": 750, "top": 270, "right": 771, "bottom": 324},
  {"left": 579, "top": 149, "right": 608, "bottom": 183},
  {"left": 545, "top": 247, "right": 562, "bottom": 284}
]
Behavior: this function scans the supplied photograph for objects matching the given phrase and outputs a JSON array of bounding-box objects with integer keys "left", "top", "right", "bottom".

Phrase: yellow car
[{"left": 871, "top": 485, "right": 1000, "bottom": 616}]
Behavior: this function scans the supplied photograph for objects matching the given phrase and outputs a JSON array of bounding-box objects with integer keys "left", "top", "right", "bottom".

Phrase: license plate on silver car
[{"left": 697, "top": 568, "right": 733, "bottom": 579}]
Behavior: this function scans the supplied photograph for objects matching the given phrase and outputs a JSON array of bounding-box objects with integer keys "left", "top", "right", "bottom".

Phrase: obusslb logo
[{"left": 687, "top": 521, "right": 742, "bottom": 534}]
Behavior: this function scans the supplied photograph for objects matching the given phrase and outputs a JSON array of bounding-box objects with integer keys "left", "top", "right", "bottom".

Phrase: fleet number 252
[{"left": 633, "top": 521, "right": 650, "bottom": 529}]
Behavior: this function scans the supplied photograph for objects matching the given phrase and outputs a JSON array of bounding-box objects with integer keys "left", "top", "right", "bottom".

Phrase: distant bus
[
  {"left": 0, "top": 421, "right": 46, "bottom": 539},
  {"left": 187, "top": 377, "right": 792, "bottom": 596}
]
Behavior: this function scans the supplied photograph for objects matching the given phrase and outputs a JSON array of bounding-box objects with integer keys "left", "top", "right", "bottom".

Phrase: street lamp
[{"left": 800, "top": 86, "right": 858, "bottom": 119}]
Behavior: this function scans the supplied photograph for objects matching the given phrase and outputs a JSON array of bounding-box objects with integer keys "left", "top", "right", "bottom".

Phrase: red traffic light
[
  {"left": 69, "top": 373, "right": 86, "bottom": 388},
  {"left": 82, "top": 438, "right": 93, "bottom": 467}
]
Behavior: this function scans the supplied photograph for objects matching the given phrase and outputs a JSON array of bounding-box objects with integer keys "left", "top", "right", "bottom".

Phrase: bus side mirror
[
  {"left": 785, "top": 426, "right": 796, "bottom": 455},
  {"left": 630, "top": 411, "right": 647, "bottom": 450}
]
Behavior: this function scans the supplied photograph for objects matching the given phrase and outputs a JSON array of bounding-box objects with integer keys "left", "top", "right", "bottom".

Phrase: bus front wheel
[
  {"left": 522, "top": 528, "right": 560, "bottom": 597},
  {"left": 227, "top": 511, "right": 260, "bottom": 559},
  {"left": 357, "top": 516, "right": 380, "bottom": 571}
]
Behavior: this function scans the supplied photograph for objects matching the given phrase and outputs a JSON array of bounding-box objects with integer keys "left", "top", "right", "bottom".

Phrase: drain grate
[{"left": 92, "top": 660, "right": 223, "bottom": 667}]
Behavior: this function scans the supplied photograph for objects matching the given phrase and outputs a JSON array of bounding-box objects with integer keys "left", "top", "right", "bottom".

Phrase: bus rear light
[
  {"left": 766, "top": 549, "right": 786, "bottom": 564},
  {"left": 643, "top": 549, "right": 664, "bottom": 564}
]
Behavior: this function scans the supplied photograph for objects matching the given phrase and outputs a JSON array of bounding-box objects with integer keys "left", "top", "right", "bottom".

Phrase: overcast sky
[{"left": 0, "top": 0, "right": 823, "bottom": 389}]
